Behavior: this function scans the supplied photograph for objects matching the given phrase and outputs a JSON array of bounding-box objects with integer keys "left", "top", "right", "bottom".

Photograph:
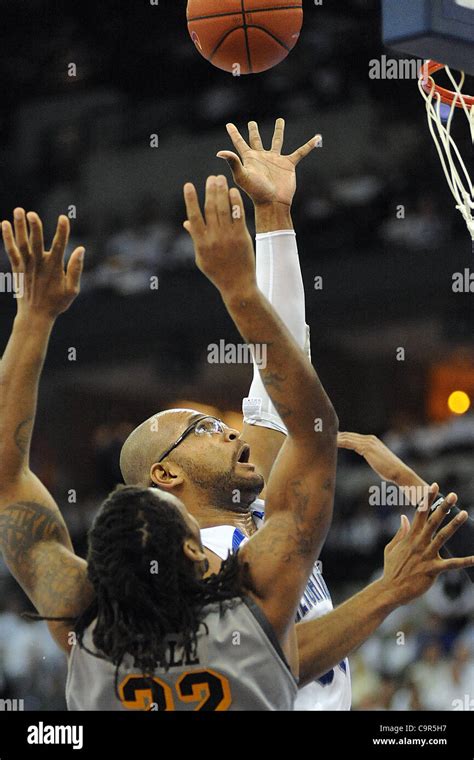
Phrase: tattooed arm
[
  {"left": 0, "top": 210, "right": 93, "bottom": 652},
  {"left": 183, "top": 178, "right": 338, "bottom": 646}
]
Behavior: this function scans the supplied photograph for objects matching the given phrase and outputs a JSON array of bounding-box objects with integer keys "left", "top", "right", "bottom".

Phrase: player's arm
[
  {"left": 219, "top": 119, "right": 320, "bottom": 486},
  {"left": 295, "top": 488, "right": 474, "bottom": 686},
  {"left": 338, "top": 431, "right": 474, "bottom": 581},
  {"left": 0, "top": 210, "right": 93, "bottom": 652},
  {"left": 184, "top": 177, "right": 338, "bottom": 641}
]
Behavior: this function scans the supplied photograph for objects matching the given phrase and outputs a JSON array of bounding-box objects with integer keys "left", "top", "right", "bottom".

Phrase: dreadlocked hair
[{"left": 69, "top": 485, "right": 245, "bottom": 693}]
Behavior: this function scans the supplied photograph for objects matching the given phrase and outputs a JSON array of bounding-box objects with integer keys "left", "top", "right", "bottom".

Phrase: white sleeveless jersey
[{"left": 200, "top": 499, "right": 351, "bottom": 711}]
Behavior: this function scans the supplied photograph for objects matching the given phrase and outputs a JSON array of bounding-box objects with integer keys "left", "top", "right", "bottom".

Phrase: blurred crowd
[{"left": 352, "top": 605, "right": 474, "bottom": 710}]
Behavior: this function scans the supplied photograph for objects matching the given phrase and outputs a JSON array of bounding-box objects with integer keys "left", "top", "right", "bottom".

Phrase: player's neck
[{"left": 194, "top": 503, "right": 257, "bottom": 538}]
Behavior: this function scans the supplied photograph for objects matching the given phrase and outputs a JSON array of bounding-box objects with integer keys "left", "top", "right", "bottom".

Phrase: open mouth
[{"left": 237, "top": 444, "right": 251, "bottom": 464}]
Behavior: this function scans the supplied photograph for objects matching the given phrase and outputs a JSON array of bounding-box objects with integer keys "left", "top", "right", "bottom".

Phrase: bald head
[{"left": 120, "top": 409, "right": 202, "bottom": 486}]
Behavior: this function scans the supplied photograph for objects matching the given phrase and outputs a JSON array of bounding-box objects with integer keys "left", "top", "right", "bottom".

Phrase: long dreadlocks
[
  {"left": 29, "top": 485, "right": 247, "bottom": 700},
  {"left": 78, "top": 485, "right": 245, "bottom": 670}
]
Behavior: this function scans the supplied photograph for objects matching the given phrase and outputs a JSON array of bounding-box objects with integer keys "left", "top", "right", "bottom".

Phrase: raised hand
[
  {"left": 338, "top": 432, "right": 413, "bottom": 485},
  {"left": 217, "top": 118, "right": 321, "bottom": 208},
  {"left": 183, "top": 175, "right": 257, "bottom": 299},
  {"left": 2, "top": 209, "right": 85, "bottom": 320},
  {"left": 381, "top": 484, "right": 474, "bottom": 605}
]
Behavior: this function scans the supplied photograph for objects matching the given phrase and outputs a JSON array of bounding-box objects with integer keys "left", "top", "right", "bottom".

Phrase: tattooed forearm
[
  {"left": 261, "top": 370, "right": 286, "bottom": 392},
  {"left": 246, "top": 479, "right": 332, "bottom": 571},
  {"left": 28, "top": 550, "right": 93, "bottom": 618},
  {"left": 0, "top": 501, "right": 70, "bottom": 569},
  {"left": 260, "top": 372, "right": 293, "bottom": 420},
  {"left": 14, "top": 416, "right": 34, "bottom": 456},
  {"left": 0, "top": 500, "right": 92, "bottom": 619}
]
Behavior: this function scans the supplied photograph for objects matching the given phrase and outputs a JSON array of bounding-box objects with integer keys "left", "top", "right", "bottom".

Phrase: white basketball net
[{"left": 418, "top": 63, "right": 474, "bottom": 241}]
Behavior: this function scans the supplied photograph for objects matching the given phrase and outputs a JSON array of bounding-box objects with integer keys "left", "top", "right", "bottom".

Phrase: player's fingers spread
[
  {"left": 390, "top": 514, "right": 410, "bottom": 545},
  {"left": 50, "top": 215, "right": 70, "bottom": 264},
  {"left": 248, "top": 121, "right": 264, "bottom": 150},
  {"left": 226, "top": 123, "right": 250, "bottom": 156},
  {"left": 271, "top": 117, "right": 285, "bottom": 153},
  {"left": 1, "top": 221, "right": 21, "bottom": 269},
  {"left": 216, "top": 175, "right": 231, "bottom": 223},
  {"left": 289, "top": 134, "right": 322, "bottom": 165},
  {"left": 26, "top": 212, "right": 44, "bottom": 264},
  {"left": 183, "top": 183, "right": 205, "bottom": 233},
  {"left": 66, "top": 247, "right": 85, "bottom": 293},
  {"left": 430, "top": 510, "right": 468, "bottom": 554},
  {"left": 216, "top": 151, "right": 245, "bottom": 181},
  {"left": 424, "top": 492, "right": 458, "bottom": 537},
  {"left": 401, "top": 513, "right": 411, "bottom": 536},
  {"left": 204, "top": 175, "right": 219, "bottom": 226},
  {"left": 436, "top": 554, "right": 474, "bottom": 574},
  {"left": 229, "top": 187, "right": 246, "bottom": 225},
  {"left": 13, "top": 207, "right": 31, "bottom": 263},
  {"left": 411, "top": 483, "right": 439, "bottom": 535}
]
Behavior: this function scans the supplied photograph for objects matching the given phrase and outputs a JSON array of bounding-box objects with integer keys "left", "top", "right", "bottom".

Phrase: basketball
[{"left": 187, "top": 0, "right": 303, "bottom": 75}]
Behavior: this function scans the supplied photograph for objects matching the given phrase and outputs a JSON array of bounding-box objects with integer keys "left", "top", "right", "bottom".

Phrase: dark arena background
[{"left": 0, "top": 0, "right": 473, "bottom": 730}]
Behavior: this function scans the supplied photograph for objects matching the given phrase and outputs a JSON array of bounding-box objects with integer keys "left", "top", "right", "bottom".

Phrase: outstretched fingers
[
  {"left": 50, "top": 215, "right": 70, "bottom": 265},
  {"left": 229, "top": 187, "right": 246, "bottom": 226},
  {"left": 422, "top": 492, "right": 458, "bottom": 540},
  {"left": 216, "top": 150, "right": 245, "bottom": 185},
  {"left": 13, "top": 208, "right": 31, "bottom": 266},
  {"left": 271, "top": 117, "right": 285, "bottom": 153},
  {"left": 216, "top": 176, "right": 231, "bottom": 224},
  {"left": 26, "top": 212, "right": 45, "bottom": 265},
  {"left": 184, "top": 177, "right": 246, "bottom": 244},
  {"left": 429, "top": 506, "right": 466, "bottom": 555},
  {"left": 410, "top": 483, "right": 440, "bottom": 534},
  {"left": 183, "top": 182, "right": 205, "bottom": 237},
  {"left": 226, "top": 123, "right": 251, "bottom": 157},
  {"left": 386, "top": 514, "right": 410, "bottom": 549},
  {"left": 288, "top": 134, "right": 322, "bottom": 166},
  {"left": 248, "top": 120, "right": 264, "bottom": 150},
  {"left": 204, "top": 176, "right": 219, "bottom": 227},
  {"left": 66, "top": 247, "right": 85, "bottom": 294},
  {"left": 435, "top": 554, "right": 474, "bottom": 574},
  {"left": 1, "top": 220, "right": 21, "bottom": 270}
]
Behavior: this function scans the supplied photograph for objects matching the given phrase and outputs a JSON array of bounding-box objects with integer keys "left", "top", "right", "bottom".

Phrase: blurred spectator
[
  {"left": 409, "top": 640, "right": 453, "bottom": 710},
  {"left": 380, "top": 195, "right": 446, "bottom": 250},
  {"left": 89, "top": 197, "right": 173, "bottom": 294}
]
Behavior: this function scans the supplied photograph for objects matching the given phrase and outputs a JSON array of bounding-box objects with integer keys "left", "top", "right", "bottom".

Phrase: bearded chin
[{"left": 186, "top": 463, "right": 264, "bottom": 512}]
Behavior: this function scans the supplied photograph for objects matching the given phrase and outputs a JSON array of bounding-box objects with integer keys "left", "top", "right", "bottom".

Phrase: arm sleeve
[{"left": 242, "top": 230, "right": 311, "bottom": 435}]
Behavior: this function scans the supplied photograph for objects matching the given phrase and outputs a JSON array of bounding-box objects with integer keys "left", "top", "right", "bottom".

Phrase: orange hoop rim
[{"left": 420, "top": 60, "right": 474, "bottom": 109}]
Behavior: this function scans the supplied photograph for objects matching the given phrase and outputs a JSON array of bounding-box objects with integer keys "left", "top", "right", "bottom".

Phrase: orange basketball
[{"left": 187, "top": 0, "right": 303, "bottom": 75}]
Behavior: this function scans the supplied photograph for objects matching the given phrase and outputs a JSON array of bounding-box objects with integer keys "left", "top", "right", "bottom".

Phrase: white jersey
[{"left": 200, "top": 499, "right": 351, "bottom": 711}]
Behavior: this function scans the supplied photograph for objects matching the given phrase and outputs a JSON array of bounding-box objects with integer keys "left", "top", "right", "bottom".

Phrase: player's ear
[
  {"left": 183, "top": 537, "right": 207, "bottom": 565},
  {"left": 150, "top": 461, "right": 184, "bottom": 490}
]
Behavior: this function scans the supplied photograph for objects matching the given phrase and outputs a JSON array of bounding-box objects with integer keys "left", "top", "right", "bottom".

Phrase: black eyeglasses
[{"left": 156, "top": 415, "right": 226, "bottom": 463}]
